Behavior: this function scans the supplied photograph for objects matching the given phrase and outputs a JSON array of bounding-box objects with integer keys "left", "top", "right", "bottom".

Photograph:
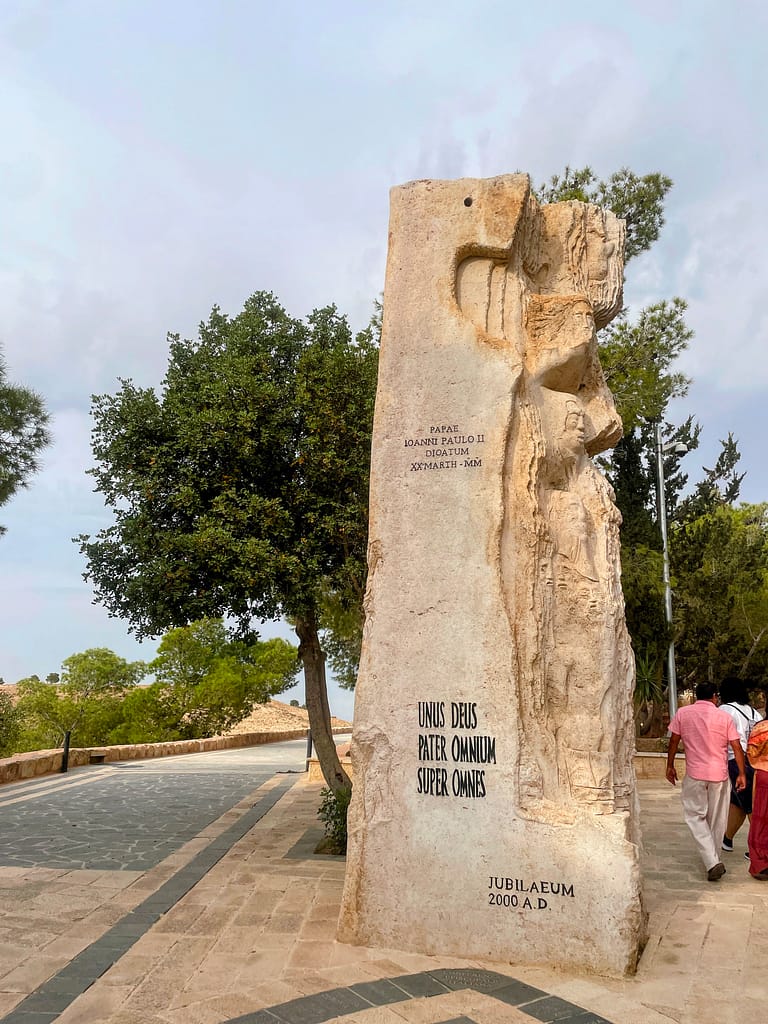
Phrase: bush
[
  {"left": 0, "top": 689, "right": 22, "bottom": 756},
  {"left": 316, "top": 785, "right": 351, "bottom": 855}
]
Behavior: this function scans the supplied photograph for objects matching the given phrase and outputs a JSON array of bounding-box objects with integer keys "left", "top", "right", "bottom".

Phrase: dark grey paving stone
[
  {"left": 429, "top": 969, "right": 516, "bottom": 992},
  {"left": 68, "top": 949, "right": 118, "bottom": 974},
  {"left": 137, "top": 898, "right": 175, "bottom": 912},
  {"left": 267, "top": 988, "right": 370, "bottom": 1023},
  {"left": 551, "top": 1013, "right": 612, "bottom": 1024},
  {"left": 30, "top": 974, "right": 88, "bottom": 996},
  {"left": 491, "top": 979, "right": 548, "bottom": 1006},
  {"left": 11, "top": 991, "right": 72, "bottom": 1014},
  {"left": 435, "top": 1017, "right": 479, "bottom": 1024},
  {"left": 520, "top": 995, "right": 594, "bottom": 1021},
  {"left": 348, "top": 978, "right": 410, "bottom": 1005},
  {"left": 193, "top": 853, "right": 223, "bottom": 868},
  {"left": 108, "top": 919, "right": 151, "bottom": 938},
  {"left": 228, "top": 1011, "right": 282, "bottom": 1023},
  {"left": 1, "top": 1013, "right": 60, "bottom": 1024},
  {"left": 389, "top": 973, "right": 451, "bottom": 998},
  {"left": 92, "top": 934, "right": 134, "bottom": 952},
  {"left": 122, "top": 910, "right": 162, "bottom": 925}
]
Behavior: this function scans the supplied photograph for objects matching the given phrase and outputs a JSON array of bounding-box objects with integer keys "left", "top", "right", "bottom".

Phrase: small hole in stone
[{"left": 464, "top": 196, "right": 473, "bottom": 207}]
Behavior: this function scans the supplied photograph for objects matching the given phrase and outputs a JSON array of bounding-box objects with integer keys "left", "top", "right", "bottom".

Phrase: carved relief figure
[{"left": 456, "top": 193, "right": 633, "bottom": 823}]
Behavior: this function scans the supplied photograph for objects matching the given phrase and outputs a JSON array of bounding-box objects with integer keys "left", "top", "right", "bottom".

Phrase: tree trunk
[
  {"left": 295, "top": 613, "right": 351, "bottom": 794},
  {"left": 740, "top": 626, "right": 768, "bottom": 678}
]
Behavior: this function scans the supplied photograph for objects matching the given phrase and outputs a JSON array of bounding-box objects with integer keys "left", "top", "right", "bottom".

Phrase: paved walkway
[{"left": 0, "top": 743, "right": 765, "bottom": 1024}]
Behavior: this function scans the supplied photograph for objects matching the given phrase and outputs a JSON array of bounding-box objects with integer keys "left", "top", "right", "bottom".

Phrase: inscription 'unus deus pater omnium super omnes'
[
  {"left": 417, "top": 700, "right": 496, "bottom": 799},
  {"left": 405, "top": 424, "right": 485, "bottom": 472}
]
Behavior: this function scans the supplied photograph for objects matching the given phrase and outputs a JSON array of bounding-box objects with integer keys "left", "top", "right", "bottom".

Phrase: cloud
[{"left": 0, "top": 0, "right": 766, "bottom": 707}]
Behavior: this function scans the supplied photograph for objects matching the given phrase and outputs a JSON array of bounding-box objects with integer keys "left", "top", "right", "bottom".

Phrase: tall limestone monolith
[{"left": 337, "top": 174, "right": 647, "bottom": 976}]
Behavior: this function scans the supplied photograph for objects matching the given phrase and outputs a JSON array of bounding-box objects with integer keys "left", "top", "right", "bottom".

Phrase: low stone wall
[
  {"left": 308, "top": 752, "right": 686, "bottom": 785},
  {"left": 634, "top": 751, "right": 686, "bottom": 779},
  {"left": 0, "top": 727, "right": 348, "bottom": 787}
]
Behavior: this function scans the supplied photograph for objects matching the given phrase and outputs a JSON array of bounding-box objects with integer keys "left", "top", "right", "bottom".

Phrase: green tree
[
  {"left": 0, "top": 348, "right": 51, "bottom": 535},
  {"left": 599, "top": 301, "right": 692, "bottom": 433},
  {"left": 315, "top": 588, "right": 363, "bottom": 691},
  {"left": 676, "top": 433, "right": 746, "bottom": 522},
  {"left": 16, "top": 648, "right": 146, "bottom": 749},
  {"left": 79, "top": 294, "right": 377, "bottom": 792},
  {"left": 0, "top": 688, "right": 23, "bottom": 756},
  {"left": 115, "top": 618, "right": 298, "bottom": 742},
  {"left": 535, "top": 165, "right": 673, "bottom": 261},
  {"left": 672, "top": 503, "right": 768, "bottom": 687}
]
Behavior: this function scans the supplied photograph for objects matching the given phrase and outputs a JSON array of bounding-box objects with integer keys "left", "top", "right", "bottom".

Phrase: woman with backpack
[{"left": 719, "top": 676, "right": 762, "bottom": 855}]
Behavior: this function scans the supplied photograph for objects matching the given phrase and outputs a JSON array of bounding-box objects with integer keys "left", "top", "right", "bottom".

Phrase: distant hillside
[{"left": 221, "top": 699, "right": 351, "bottom": 736}]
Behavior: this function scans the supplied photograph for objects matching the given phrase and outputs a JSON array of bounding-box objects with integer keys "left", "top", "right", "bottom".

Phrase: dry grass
[{"left": 222, "top": 698, "right": 351, "bottom": 735}]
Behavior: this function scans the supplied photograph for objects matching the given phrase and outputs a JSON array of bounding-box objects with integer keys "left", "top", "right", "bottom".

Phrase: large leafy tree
[
  {"left": 16, "top": 648, "right": 146, "bottom": 748},
  {"left": 116, "top": 619, "right": 298, "bottom": 742},
  {"left": 0, "top": 348, "right": 51, "bottom": 534},
  {"left": 79, "top": 293, "right": 378, "bottom": 792}
]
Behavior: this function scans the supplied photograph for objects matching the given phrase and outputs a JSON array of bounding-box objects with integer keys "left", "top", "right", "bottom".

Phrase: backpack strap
[{"left": 724, "top": 702, "right": 753, "bottom": 724}]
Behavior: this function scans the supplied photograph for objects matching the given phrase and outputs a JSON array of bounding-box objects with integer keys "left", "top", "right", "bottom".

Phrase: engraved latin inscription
[
  {"left": 405, "top": 424, "right": 485, "bottom": 472},
  {"left": 417, "top": 700, "right": 497, "bottom": 798}
]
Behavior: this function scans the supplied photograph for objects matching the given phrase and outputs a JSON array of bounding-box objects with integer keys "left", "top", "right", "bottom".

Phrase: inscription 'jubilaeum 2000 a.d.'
[{"left": 487, "top": 876, "right": 575, "bottom": 911}]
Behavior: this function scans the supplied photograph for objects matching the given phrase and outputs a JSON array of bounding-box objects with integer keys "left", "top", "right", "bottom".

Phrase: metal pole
[
  {"left": 655, "top": 421, "right": 678, "bottom": 718},
  {"left": 305, "top": 729, "right": 312, "bottom": 773},
  {"left": 60, "top": 730, "right": 72, "bottom": 774}
]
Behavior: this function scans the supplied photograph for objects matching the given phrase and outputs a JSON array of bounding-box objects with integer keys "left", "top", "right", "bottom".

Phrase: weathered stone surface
[{"left": 338, "top": 174, "right": 646, "bottom": 976}]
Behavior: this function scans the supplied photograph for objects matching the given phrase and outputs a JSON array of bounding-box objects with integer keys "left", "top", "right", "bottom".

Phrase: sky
[{"left": 1, "top": 0, "right": 766, "bottom": 720}]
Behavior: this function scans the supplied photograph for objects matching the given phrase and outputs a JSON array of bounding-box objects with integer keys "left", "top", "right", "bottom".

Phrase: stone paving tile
[
  {"left": 0, "top": 770, "right": 275, "bottom": 871},
  {"left": 0, "top": 956, "right": 68, "bottom": 994},
  {"left": 6, "top": 770, "right": 768, "bottom": 1024},
  {"left": 318, "top": 966, "right": 386, "bottom": 989},
  {"left": 0, "top": 766, "right": 297, "bottom": 1024},
  {"left": 331, "top": 1009, "right": 413, "bottom": 1024}
]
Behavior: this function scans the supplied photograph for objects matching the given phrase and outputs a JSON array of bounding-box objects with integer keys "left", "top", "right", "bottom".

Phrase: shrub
[
  {"left": 317, "top": 785, "right": 351, "bottom": 854},
  {"left": 0, "top": 689, "right": 22, "bottom": 756}
]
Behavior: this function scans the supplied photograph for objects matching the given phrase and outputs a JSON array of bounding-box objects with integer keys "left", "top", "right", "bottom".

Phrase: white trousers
[{"left": 680, "top": 775, "right": 730, "bottom": 871}]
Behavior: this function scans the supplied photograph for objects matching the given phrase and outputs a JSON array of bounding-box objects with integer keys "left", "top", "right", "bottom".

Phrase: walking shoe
[
  {"left": 707, "top": 862, "right": 726, "bottom": 881},
  {"left": 722, "top": 836, "right": 734, "bottom": 851},
  {"left": 745, "top": 851, "right": 751, "bottom": 861}
]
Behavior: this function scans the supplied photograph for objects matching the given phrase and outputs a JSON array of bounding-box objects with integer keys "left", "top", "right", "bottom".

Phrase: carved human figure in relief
[
  {"left": 519, "top": 294, "right": 621, "bottom": 812},
  {"left": 545, "top": 401, "right": 599, "bottom": 584},
  {"left": 455, "top": 192, "right": 631, "bottom": 820}
]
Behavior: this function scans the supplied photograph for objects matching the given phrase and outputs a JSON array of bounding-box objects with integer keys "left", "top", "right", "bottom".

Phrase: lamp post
[{"left": 654, "top": 421, "right": 688, "bottom": 719}]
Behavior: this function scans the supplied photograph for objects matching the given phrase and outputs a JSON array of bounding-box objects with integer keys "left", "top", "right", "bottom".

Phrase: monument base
[{"left": 339, "top": 803, "right": 646, "bottom": 977}]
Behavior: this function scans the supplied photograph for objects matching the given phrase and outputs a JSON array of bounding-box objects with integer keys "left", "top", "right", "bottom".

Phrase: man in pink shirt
[{"left": 666, "top": 681, "right": 747, "bottom": 881}]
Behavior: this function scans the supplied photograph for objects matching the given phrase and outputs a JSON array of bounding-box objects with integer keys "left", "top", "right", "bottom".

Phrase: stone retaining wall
[{"left": 0, "top": 727, "right": 349, "bottom": 787}]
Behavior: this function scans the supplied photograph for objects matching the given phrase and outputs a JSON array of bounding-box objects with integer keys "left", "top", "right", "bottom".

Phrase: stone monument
[{"left": 338, "top": 174, "right": 646, "bottom": 976}]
